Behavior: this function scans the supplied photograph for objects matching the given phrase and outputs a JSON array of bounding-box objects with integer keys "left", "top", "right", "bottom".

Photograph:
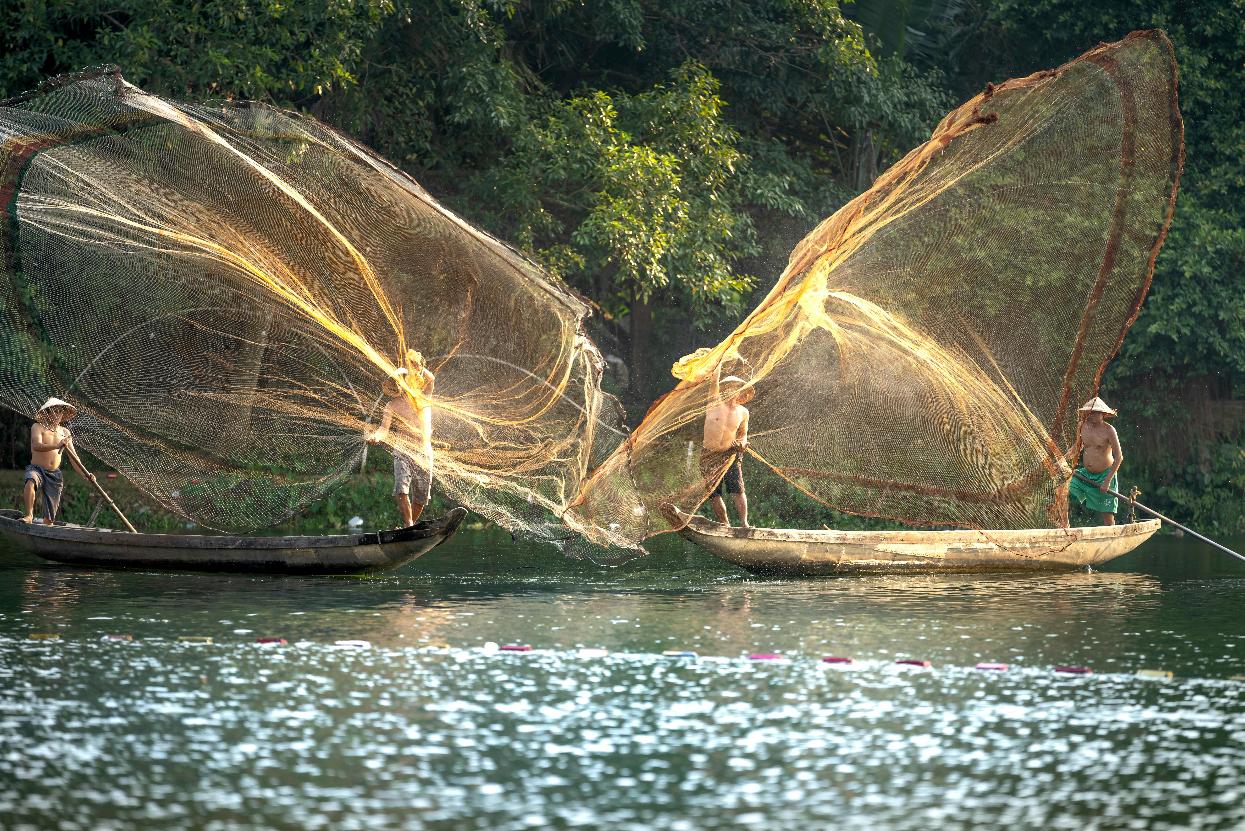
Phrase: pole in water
[{"left": 1073, "top": 472, "right": 1245, "bottom": 565}]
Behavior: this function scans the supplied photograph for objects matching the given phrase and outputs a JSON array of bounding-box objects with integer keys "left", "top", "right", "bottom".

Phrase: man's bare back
[{"left": 380, "top": 395, "right": 433, "bottom": 457}]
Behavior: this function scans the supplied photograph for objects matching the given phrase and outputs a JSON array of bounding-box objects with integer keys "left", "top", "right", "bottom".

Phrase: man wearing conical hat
[
  {"left": 701, "top": 362, "right": 755, "bottom": 527},
  {"left": 367, "top": 353, "right": 436, "bottom": 528},
  {"left": 1068, "top": 396, "right": 1123, "bottom": 526},
  {"left": 22, "top": 397, "right": 97, "bottom": 524}
]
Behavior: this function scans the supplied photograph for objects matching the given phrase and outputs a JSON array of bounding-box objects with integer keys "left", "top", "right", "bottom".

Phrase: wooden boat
[
  {"left": 0, "top": 507, "right": 467, "bottom": 574},
  {"left": 675, "top": 510, "right": 1161, "bottom": 575}
]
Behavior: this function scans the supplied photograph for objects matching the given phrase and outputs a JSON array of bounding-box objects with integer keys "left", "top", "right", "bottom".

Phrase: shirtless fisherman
[
  {"left": 22, "top": 397, "right": 96, "bottom": 524},
  {"left": 701, "top": 364, "right": 754, "bottom": 527},
  {"left": 1068, "top": 396, "right": 1123, "bottom": 526},
  {"left": 367, "top": 360, "right": 436, "bottom": 527}
]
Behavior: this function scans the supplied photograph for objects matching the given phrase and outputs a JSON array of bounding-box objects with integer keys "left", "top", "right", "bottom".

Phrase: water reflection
[{"left": 0, "top": 531, "right": 1242, "bottom": 830}]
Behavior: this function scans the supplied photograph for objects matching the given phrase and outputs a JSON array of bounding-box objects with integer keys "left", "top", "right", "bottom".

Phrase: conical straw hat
[
  {"left": 36, "top": 397, "right": 77, "bottom": 420},
  {"left": 1078, "top": 396, "right": 1116, "bottom": 416}
]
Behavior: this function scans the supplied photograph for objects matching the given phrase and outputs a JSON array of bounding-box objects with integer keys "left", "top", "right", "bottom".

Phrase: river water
[{"left": 1, "top": 529, "right": 1242, "bottom": 830}]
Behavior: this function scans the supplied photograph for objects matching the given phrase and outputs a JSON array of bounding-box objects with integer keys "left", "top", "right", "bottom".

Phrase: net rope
[
  {"left": 0, "top": 31, "right": 1183, "bottom": 557},
  {"left": 0, "top": 68, "right": 622, "bottom": 543},
  {"left": 566, "top": 30, "right": 1184, "bottom": 549}
]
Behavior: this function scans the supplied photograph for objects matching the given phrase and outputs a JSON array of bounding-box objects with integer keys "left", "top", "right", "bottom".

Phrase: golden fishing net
[
  {"left": 0, "top": 31, "right": 1183, "bottom": 554},
  {"left": 0, "top": 68, "right": 621, "bottom": 539},
  {"left": 567, "top": 30, "right": 1184, "bottom": 548}
]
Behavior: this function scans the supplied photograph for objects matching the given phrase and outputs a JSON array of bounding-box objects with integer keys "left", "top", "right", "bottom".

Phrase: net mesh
[
  {"left": 0, "top": 68, "right": 622, "bottom": 540},
  {"left": 566, "top": 30, "right": 1183, "bottom": 548},
  {"left": 0, "top": 31, "right": 1183, "bottom": 555}
]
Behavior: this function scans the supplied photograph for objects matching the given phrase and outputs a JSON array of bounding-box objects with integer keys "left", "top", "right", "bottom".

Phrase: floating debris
[
  {"left": 1055, "top": 665, "right": 1092, "bottom": 674},
  {"left": 662, "top": 650, "right": 698, "bottom": 658},
  {"left": 334, "top": 640, "right": 371, "bottom": 648},
  {"left": 577, "top": 648, "right": 609, "bottom": 659},
  {"left": 749, "top": 653, "right": 785, "bottom": 661},
  {"left": 821, "top": 656, "right": 853, "bottom": 664},
  {"left": 256, "top": 637, "right": 287, "bottom": 645},
  {"left": 1135, "top": 669, "right": 1173, "bottom": 680},
  {"left": 102, "top": 634, "right": 133, "bottom": 642},
  {"left": 896, "top": 659, "right": 932, "bottom": 668},
  {"left": 178, "top": 636, "right": 213, "bottom": 644},
  {"left": 500, "top": 644, "right": 532, "bottom": 652},
  {"left": 27, "top": 633, "right": 59, "bottom": 640},
  {"left": 976, "top": 662, "right": 1009, "bottom": 671}
]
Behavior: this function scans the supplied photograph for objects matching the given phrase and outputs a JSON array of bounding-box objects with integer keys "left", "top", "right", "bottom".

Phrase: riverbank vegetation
[{"left": 2, "top": 0, "right": 1241, "bottom": 531}]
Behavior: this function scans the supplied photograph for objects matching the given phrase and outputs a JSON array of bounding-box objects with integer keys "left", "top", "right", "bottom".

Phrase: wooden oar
[
  {"left": 63, "top": 442, "right": 138, "bottom": 533},
  {"left": 1073, "top": 471, "right": 1245, "bottom": 565}
]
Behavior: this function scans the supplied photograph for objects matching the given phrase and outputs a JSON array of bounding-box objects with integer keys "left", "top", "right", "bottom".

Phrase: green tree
[
  {"left": 959, "top": 0, "right": 1245, "bottom": 529},
  {"left": 0, "top": 0, "right": 394, "bottom": 103}
]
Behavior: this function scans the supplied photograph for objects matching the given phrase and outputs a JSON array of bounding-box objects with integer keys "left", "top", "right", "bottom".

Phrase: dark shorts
[
  {"left": 24, "top": 464, "right": 64, "bottom": 521},
  {"left": 700, "top": 452, "right": 745, "bottom": 496},
  {"left": 719, "top": 455, "right": 744, "bottom": 495}
]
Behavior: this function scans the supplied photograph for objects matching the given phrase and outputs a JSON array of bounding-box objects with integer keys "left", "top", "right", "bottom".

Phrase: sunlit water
[{"left": 1, "top": 529, "right": 1242, "bottom": 830}]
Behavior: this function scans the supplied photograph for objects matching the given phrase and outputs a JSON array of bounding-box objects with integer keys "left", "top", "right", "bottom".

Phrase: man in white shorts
[{"left": 367, "top": 361, "right": 435, "bottom": 527}]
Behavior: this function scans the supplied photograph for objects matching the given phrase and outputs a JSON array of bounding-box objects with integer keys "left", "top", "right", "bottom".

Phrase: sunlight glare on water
[{"left": 0, "top": 530, "right": 1242, "bottom": 830}]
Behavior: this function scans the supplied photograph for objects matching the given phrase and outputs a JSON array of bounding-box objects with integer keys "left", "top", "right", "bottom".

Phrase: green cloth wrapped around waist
[{"left": 1069, "top": 467, "right": 1118, "bottom": 514}]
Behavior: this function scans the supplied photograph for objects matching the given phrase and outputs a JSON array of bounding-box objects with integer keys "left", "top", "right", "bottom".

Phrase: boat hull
[
  {"left": 678, "top": 514, "right": 1161, "bottom": 575},
  {"left": 0, "top": 507, "right": 467, "bottom": 574}
]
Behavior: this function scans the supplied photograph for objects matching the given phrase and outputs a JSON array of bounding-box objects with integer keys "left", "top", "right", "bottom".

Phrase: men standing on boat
[
  {"left": 1068, "top": 396, "right": 1123, "bottom": 526},
  {"left": 22, "top": 397, "right": 96, "bottom": 524},
  {"left": 368, "top": 357, "right": 436, "bottom": 528},
  {"left": 701, "top": 364, "right": 754, "bottom": 527}
]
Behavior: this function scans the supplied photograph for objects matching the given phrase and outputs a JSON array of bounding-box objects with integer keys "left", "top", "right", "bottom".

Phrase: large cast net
[
  {"left": 0, "top": 68, "right": 621, "bottom": 539},
  {"left": 0, "top": 30, "right": 1183, "bottom": 553},
  {"left": 567, "top": 30, "right": 1184, "bottom": 548}
]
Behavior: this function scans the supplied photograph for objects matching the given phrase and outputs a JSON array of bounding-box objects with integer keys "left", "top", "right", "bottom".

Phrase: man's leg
[
  {"left": 1101, "top": 512, "right": 1116, "bottom": 526},
  {"left": 709, "top": 494, "right": 729, "bottom": 524},
  {"left": 394, "top": 493, "right": 414, "bottom": 527},
  {"left": 21, "top": 479, "right": 35, "bottom": 523},
  {"left": 733, "top": 490, "right": 749, "bottom": 528},
  {"left": 409, "top": 499, "right": 426, "bottom": 523}
]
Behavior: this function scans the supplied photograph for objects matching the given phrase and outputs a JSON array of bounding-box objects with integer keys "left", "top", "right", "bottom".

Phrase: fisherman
[
  {"left": 367, "top": 356, "right": 436, "bottom": 527},
  {"left": 701, "top": 363, "right": 754, "bottom": 527},
  {"left": 22, "top": 397, "right": 96, "bottom": 524},
  {"left": 1068, "top": 396, "right": 1123, "bottom": 526}
]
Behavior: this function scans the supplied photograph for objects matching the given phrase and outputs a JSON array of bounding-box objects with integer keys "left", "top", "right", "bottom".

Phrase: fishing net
[
  {"left": 0, "top": 68, "right": 622, "bottom": 539},
  {"left": 567, "top": 30, "right": 1184, "bottom": 548}
]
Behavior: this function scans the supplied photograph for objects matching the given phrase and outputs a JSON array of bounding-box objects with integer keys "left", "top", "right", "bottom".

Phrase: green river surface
[{"left": 1, "top": 527, "right": 1242, "bottom": 830}]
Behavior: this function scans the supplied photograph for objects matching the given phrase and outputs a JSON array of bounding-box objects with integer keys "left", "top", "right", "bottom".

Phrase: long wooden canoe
[
  {"left": 0, "top": 507, "right": 467, "bottom": 574},
  {"left": 676, "top": 511, "right": 1161, "bottom": 575}
]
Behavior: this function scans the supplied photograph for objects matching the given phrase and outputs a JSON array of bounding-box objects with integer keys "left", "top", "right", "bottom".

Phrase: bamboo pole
[
  {"left": 1073, "top": 472, "right": 1244, "bottom": 565},
  {"left": 64, "top": 442, "right": 138, "bottom": 533}
]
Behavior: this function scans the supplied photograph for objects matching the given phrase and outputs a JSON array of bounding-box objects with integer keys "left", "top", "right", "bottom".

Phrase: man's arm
[
  {"left": 368, "top": 403, "right": 395, "bottom": 444},
  {"left": 709, "top": 360, "right": 722, "bottom": 402},
  {"left": 733, "top": 409, "right": 750, "bottom": 451},
  {"left": 420, "top": 367, "right": 435, "bottom": 396},
  {"left": 62, "top": 436, "right": 96, "bottom": 483},
  {"left": 1101, "top": 425, "right": 1123, "bottom": 491}
]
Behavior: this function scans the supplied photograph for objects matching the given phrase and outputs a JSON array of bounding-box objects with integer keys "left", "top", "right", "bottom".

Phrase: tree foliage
[{"left": 2, "top": 0, "right": 1244, "bottom": 527}]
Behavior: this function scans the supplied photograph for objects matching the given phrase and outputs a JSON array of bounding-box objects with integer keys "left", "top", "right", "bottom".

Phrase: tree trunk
[
  {"left": 628, "top": 294, "right": 653, "bottom": 420},
  {"left": 850, "top": 128, "right": 879, "bottom": 191}
]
